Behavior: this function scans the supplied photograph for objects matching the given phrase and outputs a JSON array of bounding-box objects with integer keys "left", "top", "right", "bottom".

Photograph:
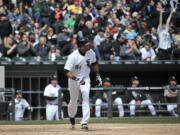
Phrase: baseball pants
[
  {"left": 46, "top": 104, "right": 59, "bottom": 120},
  {"left": 95, "top": 97, "right": 124, "bottom": 117},
  {"left": 167, "top": 104, "right": 178, "bottom": 116},
  {"left": 129, "top": 99, "right": 156, "bottom": 116},
  {"left": 68, "top": 77, "right": 90, "bottom": 125}
]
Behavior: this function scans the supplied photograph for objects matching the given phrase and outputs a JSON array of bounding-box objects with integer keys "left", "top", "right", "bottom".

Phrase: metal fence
[{"left": 58, "top": 86, "right": 180, "bottom": 119}]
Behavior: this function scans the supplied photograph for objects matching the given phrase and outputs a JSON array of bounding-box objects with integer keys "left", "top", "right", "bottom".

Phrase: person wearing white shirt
[
  {"left": 140, "top": 44, "right": 156, "bottom": 61},
  {"left": 9, "top": 90, "right": 33, "bottom": 121},
  {"left": 44, "top": 75, "right": 61, "bottom": 120},
  {"left": 93, "top": 29, "right": 105, "bottom": 60},
  {"left": 157, "top": 9, "right": 174, "bottom": 60}
]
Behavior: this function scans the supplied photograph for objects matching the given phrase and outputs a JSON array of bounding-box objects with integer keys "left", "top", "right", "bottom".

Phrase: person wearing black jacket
[
  {"left": 95, "top": 77, "right": 124, "bottom": 117},
  {"left": 99, "top": 33, "right": 114, "bottom": 60},
  {"left": 163, "top": 76, "right": 178, "bottom": 117},
  {"left": 127, "top": 76, "right": 156, "bottom": 116},
  {"left": 111, "top": 34, "right": 125, "bottom": 61},
  {"left": 39, "top": 0, "right": 50, "bottom": 26}
]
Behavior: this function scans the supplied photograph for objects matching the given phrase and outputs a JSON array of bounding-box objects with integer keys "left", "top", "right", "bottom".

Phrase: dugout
[{"left": 1, "top": 60, "right": 180, "bottom": 120}]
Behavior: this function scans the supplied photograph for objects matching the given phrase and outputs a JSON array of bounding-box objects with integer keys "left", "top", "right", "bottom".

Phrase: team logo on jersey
[
  {"left": 86, "top": 59, "right": 91, "bottom": 67},
  {"left": 75, "top": 65, "right": 81, "bottom": 70}
]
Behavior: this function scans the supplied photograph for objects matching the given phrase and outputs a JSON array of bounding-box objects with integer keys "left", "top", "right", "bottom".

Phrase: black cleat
[
  {"left": 81, "top": 124, "right": 88, "bottom": 131},
  {"left": 70, "top": 118, "right": 75, "bottom": 129}
]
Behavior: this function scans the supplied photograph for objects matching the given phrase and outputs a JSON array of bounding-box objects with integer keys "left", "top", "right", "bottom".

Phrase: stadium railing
[
  {"left": 58, "top": 86, "right": 180, "bottom": 119},
  {"left": 0, "top": 88, "right": 15, "bottom": 120}
]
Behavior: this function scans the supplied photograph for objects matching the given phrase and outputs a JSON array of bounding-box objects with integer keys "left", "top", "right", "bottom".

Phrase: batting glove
[
  {"left": 72, "top": 76, "right": 85, "bottom": 85},
  {"left": 96, "top": 72, "right": 102, "bottom": 86}
]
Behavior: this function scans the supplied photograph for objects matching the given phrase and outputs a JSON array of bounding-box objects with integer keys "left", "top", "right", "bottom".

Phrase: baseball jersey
[
  {"left": 64, "top": 49, "right": 96, "bottom": 79},
  {"left": 44, "top": 84, "right": 61, "bottom": 105},
  {"left": 157, "top": 25, "right": 171, "bottom": 50},
  {"left": 164, "top": 85, "right": 177, "bottom": 103},
  {"left": 14, "top": 98, "right": 30, "bottom": 119}
]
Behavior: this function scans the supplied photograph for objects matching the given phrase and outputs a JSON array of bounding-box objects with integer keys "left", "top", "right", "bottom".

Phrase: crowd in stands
[{"left": 0, "top": 0, "right": 180, "bottom": 61}]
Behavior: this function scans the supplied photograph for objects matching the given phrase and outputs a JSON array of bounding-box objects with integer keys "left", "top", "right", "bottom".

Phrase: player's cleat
[
  {"left": 81, "top": 124, "right": 88, "bottom": 131},
  {"left": 70, "top": 118, "right": 75, "bottom": 129}
]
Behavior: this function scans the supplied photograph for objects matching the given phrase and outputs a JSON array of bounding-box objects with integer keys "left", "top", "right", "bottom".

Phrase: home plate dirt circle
[{"left": 0, "top": 124, "right": 180, "bottom": 135}]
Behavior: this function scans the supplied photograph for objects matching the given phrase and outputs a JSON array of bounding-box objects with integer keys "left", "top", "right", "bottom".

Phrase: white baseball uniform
[
  {"left": 95, "top": 97, "right": 124, "bottom": 117},
  {"left": 13, "top": 98, "right": 30, "bottom": 121},
  {"left": 129, "top": 99, "right": 156, "bottom": 116},
  {"left": 64, "top": 49, "right": 96, "bottom": 125},
  {"left": 164, "top": 88, "right": 178, "bottom": 117},
  {"left": 44, "top": 84, "right": 63, "bottom": 120}
]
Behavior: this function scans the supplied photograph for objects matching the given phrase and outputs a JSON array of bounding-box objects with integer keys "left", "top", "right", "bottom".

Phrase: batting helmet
[{"left": 77, "top": 37, "right": 90, "bottom": 47}]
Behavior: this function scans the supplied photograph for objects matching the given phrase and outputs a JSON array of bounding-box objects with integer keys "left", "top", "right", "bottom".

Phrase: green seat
[
  {"left": 12, "top": 57, "right": 26, "bottom": 62},
  {"left": 0, "top": 57, "right": 12, "bottom": 64}
]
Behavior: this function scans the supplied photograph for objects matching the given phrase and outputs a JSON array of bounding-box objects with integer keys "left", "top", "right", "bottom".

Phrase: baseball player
[
  {"left": 128, "top": 76, "right": 156, "bottom": 116},
  {"left": 95, "top": 77, "right": 124, "bottom": 117},
  {"left": 44, "top": 75, "right": 63, "bottom": 120},
  {"left": 9, "top": 90, "right": 33, "bottom": 121},
  {"left": 64, "top": 37, "right": 102, "bottom": 130},
  {"left": 163, "top": 76, "right": 179, "bottom": 117}
]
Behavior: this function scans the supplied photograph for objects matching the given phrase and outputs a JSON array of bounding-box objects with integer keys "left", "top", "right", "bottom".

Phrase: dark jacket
[
  {"left": 34, "top": 44, "right": 49, "bottom": 57},
  {"left": 40, "top": 1, "right": 50, "bottom": 17},
  {"left": 0, "top": 20, "right": 12, "bottom": 37},
  {"left": 17, "top": 42, "right": 35, "bottom": 57},
  {"left": 126, "top": 87, "right": 147, "bottom": 102}
]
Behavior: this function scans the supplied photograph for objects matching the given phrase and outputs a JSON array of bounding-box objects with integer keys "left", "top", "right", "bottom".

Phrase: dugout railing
[
  {"left": 1, "top": 86, "right": 180, "bottom": 121},
  {"left": 58, "top": 86, "right": 180, "bottom": 119},
  {"left": 0, "top": 88, "right": 15, "bottom": 120}
]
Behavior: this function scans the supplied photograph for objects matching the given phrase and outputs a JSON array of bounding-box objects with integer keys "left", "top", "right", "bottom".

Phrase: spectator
[
  {"left": 140, "top": 43, "right": 156, "bottom": 61},
  {"left": 173, "top": 44, "right": 180, "bottom": 60},
  {"left": 93, "top": 29, "right": 105, "bottom": 60},
  {"left": 157, "top": 9, "right": 174, "bottom": 60},
  {"left": 50, "top": 3, "right": 63, "bottom": 33},
  {"left": 150, "top": 27, "right": 159, "bottom": 49},
  {"left": 127, "top": 76, "right": 156, "bottom": 117},
  {"left": 57, "top": 26, "right": 71, "bottom": 49},
  {"left": 8, "top": 8, "right": 23, "bottom": 24},
  {"left": 17, "top": 34, "right": 35, "bottom": 57},
  {"left": 0, "top": 14, "right": 12, "bottom": 43},
  {"left": 124, "top": 25, "right": 137, "bottom": 40},
  {"left": 68, "top": 0, "right": 82, "bottom": 14},
  {"left": 29, "top": 32, "right": 38, "bottom": 47},
  {"left": 46, "top": 27, "right": 57, "bottom": 46},
  {"left": 97, "top": 10, "right": 108, "bottom": 28},
  {"left": 39, "top": 0, "right": 50, "bottom": 26},
  {"left": 82, "top": 21, "right": 96, "bottom": 40},
  {"left": 95, "top": 77, "right": 124, "bottom": 117},
  {"left": 111, "top": 34, "right": 126, "bottom": 61},
  {"left": 34, "top": 36, "right": 50, "bottom": 58},
  {"left": 33, "top": 0, "right": 41, "bottom": 23},
  {"left": 60, "top": 38, "right": 77, "bottom": 56},
  {"left": 163, "top": 76, "right": 179, "bottom": 117},
  {"left": 99, "top": 33, "right": 114, "bottom": 60},
  {"left": 120, "top": 39, "right": 141, "bottom": 60},
  {"left": 64, "top": 13, "right": 76, "bottom": 32},
  {"left": 48, "top": 45, "right": 60, "bottom": 61},
  {"left": 4, "top": 37, "right": 18, "bottom": 58}
]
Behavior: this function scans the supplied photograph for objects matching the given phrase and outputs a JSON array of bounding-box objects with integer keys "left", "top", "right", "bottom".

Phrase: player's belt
[{"left": 47, "top": 103, "right": 58, "bottom": 105}]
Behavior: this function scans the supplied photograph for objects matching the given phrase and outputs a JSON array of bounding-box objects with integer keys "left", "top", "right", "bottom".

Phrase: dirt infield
[{"left": 0, "top": 124, "right": 180, "bottom": 135}]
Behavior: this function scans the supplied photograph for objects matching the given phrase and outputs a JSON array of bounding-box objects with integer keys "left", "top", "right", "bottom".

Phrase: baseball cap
[
  {"left": 169, "top": 76, "right": 176, "bottom": 82},
  {"left": 16, "top": 90, "right": 22, "bottom": 95},
  {"left": 131, "top": 76, "right": 139, "bottom": 82},
  {"left": 103, "top": 77, "right": 111, "bottom": 83},
  {"left": 50, "top": 75, "right": 57, "bottom": 81}
]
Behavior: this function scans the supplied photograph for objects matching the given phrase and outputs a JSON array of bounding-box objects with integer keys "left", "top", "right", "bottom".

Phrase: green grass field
[{"left": 0, "top": 117, "right": 180, "bottom": 125}]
